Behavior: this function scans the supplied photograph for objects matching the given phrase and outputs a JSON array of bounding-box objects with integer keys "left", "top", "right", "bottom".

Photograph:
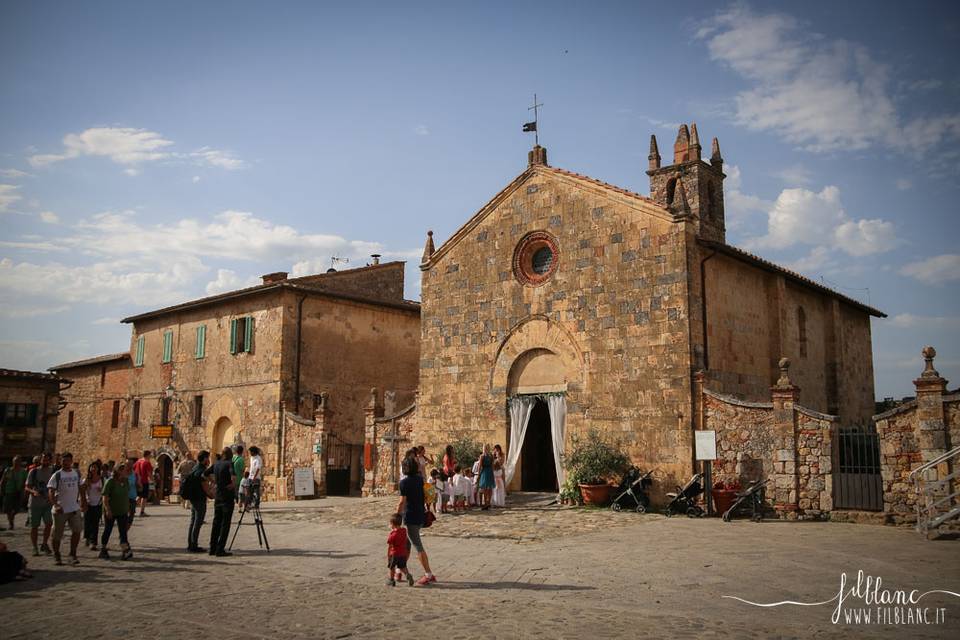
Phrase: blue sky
[{"left": 1, "top": 1, "right": 958, "bottom": 399}]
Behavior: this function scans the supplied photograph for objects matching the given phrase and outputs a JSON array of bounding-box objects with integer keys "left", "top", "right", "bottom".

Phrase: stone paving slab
[{"left": 1, "top": 498, "right": 958, "bottom": 639}]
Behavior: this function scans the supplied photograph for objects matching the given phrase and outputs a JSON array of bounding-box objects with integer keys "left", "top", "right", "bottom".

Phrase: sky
[{"left": 1, "top": 1, "right": 958, "bottom": 400}]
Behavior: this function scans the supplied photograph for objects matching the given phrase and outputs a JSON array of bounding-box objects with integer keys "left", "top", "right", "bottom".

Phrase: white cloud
[
  {"left": 0, "top": 239, "right": 65, "bottom": 252},
  {"left": 192, "top": 175, "right": 201, "bottom": 184},
  {"left": 205, "top": 269, "right": 259, "bottom": 295},
  {"left": 0, "top": 339, "right": 81, "bottom": 373},
  {"left": 414, "top": 125, "right": 430, "bottom": 136},
  {"left": 723, "top": 165, "right": 771, "bottom": 231},
  {"left": 697, "top": 6, "right": 959, "bottom": 157},
  {"left": 0, "top": 169, "right": 31, "bottom": 179},
  {"left": 784, "top": 246, "right": 832, "bottom": 274},
  {"left": 190, "top": 147, "right": 246, "bottom": 170},
  {"left": 39, "top": 211, "right": 60, "bottom": 224},
  {"left": 0, "top": 184, "right": 22, "bottom": 212},
  {"left": 28, "top": 127, "right": 247, "bottom": 174},
  {"left": 900, "top": 254, "right": 960, "bottom": 285},
  {"left": 29, "top": 127, "right": 174, "bottom": 167},
  {"left": 744, "top": 185, "right": 897, "bottom": 257},
  {"left": 771, "top": 164, "right": 813, "bottom": 185},
  {"left": 895, "top": 179, "right": 912, "bottom": 191},
  {"left": 889, "top": 313, "right": 960, "bottom": 329},
  {"left": 0, "top": 304, "right": 71, "bottom": 319}
]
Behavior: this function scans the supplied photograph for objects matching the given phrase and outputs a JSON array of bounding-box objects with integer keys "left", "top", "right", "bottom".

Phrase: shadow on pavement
[
  {"left": 249, "top": 547, "right": 366, "bottom": 559},
  {"left": 429, "top": 580, "right": 594, "bottom": 591}
]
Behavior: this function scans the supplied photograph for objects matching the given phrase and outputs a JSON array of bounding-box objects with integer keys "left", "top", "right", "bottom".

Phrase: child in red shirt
[{"left": 386, "top": 513, "right": 413, "bottom": 586}]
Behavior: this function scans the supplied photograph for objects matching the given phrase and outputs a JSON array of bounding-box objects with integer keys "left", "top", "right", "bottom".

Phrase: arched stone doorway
[
  {"left": 507, "top": 348, "right": 566, "bottom": 492},
  {"left": 212, "top": 416, "right": 235, "bottom": 454}
]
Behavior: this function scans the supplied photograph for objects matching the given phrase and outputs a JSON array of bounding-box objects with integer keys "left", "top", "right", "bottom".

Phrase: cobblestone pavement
[{"left": 2, "top": 497, "right": 958, "bottom": 639}]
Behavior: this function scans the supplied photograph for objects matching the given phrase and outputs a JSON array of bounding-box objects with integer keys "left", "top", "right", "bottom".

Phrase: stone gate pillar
[
  {"left": 312, "top": 392, "right": 330, "bottom": 497},
  {"left": 771, "top": 358, "right": 800, "bottom": 518},
  {"left": 362, "top": 388, "right": 383, "bottom": 497},
  {"left": 914, "top": 346, "right": 949, "bottom": 502}
]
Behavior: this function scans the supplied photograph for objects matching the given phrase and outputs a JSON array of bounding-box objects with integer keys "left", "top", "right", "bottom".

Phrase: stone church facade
[{"left": 365, "top": 125, "right": 883, "bottom": 496}]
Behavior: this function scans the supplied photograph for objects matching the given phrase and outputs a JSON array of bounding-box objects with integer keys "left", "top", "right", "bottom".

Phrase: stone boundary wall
[
  {"left": 274, "top": 393, "right": 332, "bottom": 500},
  {"left": 362, "top": 388, "right": 417, "bottom": 497}
]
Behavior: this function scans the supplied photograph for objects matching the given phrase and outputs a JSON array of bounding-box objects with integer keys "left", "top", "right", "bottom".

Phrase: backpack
[{"left": 179, "top": 471, "right": 200, "bottom": 500}]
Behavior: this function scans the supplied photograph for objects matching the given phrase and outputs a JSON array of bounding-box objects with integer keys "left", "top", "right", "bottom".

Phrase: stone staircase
[{"left": 911, "top": 444, "right": 960, "bottom": 538}]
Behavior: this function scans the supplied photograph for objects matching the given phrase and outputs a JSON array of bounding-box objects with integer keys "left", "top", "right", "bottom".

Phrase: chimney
[
  {"left": 262, "top": 271, "right": 288, "bottom": 285},
  {"left": 370, "top": 254, "right": 381, "bottom": 265}
]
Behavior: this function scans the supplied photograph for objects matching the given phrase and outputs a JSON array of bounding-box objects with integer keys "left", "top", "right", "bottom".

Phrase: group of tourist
[
  {"left": 0, "top": 443, "right": 265, "bottom": 583},
  {"left": 387, "top": 441, "right": 508, "bottom": 587}
]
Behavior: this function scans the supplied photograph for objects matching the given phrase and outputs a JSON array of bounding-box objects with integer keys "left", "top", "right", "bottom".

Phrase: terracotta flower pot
[
  {"left": 712, "top": 489, "right": 738, "bottom": 515},
  {"left": 579, "top": 483, "right": 612, "bottom": 505}
]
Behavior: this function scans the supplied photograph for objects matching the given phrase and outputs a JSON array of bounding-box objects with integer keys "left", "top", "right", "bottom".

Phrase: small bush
[
  {"left": 434, "top": 433, "right": 484, "bottom": 473},
  {"left": 563, "top": 428, "right": 629, "bottom": 485}
]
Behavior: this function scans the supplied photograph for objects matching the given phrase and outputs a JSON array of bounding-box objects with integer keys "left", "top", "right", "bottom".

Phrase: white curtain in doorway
[
  {"left": 546, "top": 394, "right": 567, "bottom": 487},
  {"left": 504, "top": 395, "right": 535, "bottom": 485}
]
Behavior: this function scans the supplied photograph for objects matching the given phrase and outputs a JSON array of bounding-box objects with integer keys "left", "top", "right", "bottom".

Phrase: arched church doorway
[
  {"left": 213, "top": 416, "right": 235, "bottom": 453},
  {"left": 520, "top": 398, "right": 557, "bottom": 492},
  {"left": 157, "top": 453, "right": 174, "bottom": 501}
]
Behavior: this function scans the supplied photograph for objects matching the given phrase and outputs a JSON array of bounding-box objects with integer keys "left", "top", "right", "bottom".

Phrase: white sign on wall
[
  {"left": 695, "top": 430, "right": 717, "bottom": 461},
  {"left": 293, "top": 467, "right": 315, "bottom": 497}
]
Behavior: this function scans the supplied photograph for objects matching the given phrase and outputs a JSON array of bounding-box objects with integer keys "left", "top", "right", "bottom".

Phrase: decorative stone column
[
  {"left": 770, "top": 357, "right": 800, "bottom": 518},
  {"left": 361, "top": 388, "right": 382, "bottom": 497},
  {"left": 913, "top": 346, "right": 949, "bottom": 497},
  {"left": 312, "top": 392, "right": 330, "bottom": 497}
]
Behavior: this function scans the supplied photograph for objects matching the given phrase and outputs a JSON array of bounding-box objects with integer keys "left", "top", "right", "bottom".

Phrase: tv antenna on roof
[{"left": 331, "top": 256, "right": 350, "bottom": 269}]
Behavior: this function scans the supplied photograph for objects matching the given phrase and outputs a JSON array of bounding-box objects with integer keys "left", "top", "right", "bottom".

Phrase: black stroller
[
  {"left": 610, "top": 467, "right": 653, "bottom": 513},
  {"left": 722, "top": 479, "right": 769, "bottom": 522},
  {"left": 664, "top": 472, "right": 705, "bottom": 517}
]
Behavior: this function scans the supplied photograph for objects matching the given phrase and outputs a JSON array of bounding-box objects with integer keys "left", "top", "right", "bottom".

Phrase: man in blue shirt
[{"left": 397, "top": 456, "right": 436, "bottom": 586}]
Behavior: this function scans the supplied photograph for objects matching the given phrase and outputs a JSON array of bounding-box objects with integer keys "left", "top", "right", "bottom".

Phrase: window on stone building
[
  {"left": 162, "top": 330, "right": 174, "bottom": 363},
  {"left": 160, "top": 397, "right": 171, "bottom": 425},
  {"left": 193, "top": 395, "right": 203, "bottom": 427},
  {"left": 1, "top": 403, "right": 38, "bottom": 428},
  {"left": 230, "top": 316, "right": 254, "bottom": 354},
  {"left": 798, "top": 307, "right": 808, "bottom": 358},
  {"left": 666, "top": 178, "right": 677, "bottom": 205},
  {"left": 131, "top": 399, "right": 140, "bottom": 428},
  {"left": 67, "top": 410, "right": 74, "bottom": 433},
  {"left": 111, "top": 400, "right": 120, "bottom": 429},
  {"left": 100, "top": 366, "right": 106, "bottom": 387},
  {"left": 134, "top": 335, "right": 145, "bottom": 367},
  {"left": 195, "top": 325, "right": 206, "bottom": 359}
]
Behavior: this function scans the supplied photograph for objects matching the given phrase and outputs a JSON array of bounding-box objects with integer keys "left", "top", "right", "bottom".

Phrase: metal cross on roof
[{"left": 528, "top": 93, "right": 543, "bottom": 146}]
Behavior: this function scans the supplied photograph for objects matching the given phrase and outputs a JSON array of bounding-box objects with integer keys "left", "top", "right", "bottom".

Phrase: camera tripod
[{"left": 228, "top": 498, "right": 270, "bottom": 552}]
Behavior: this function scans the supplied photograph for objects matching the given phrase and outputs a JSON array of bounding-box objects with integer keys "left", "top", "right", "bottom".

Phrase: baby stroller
[
  {"left": 610, "top": 467, "right": 653, "bottom": 513},
  {"left": 722, "top": 479, "right": 769, "bottom": 522},
  {"left": 664, "top": 473, "right": 704, "bottom": 517}
]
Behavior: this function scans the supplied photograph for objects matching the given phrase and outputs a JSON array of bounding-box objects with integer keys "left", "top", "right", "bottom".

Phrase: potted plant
[
  {"left": 711, "top": 479, "right": 741, "bottom": 516},
  {"left": 563, "top": 429, "right": 629, "bottom": 505}
]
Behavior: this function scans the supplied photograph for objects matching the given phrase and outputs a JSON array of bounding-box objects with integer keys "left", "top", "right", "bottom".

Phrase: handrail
[{"left": 909, "top": 444, "right": 960, "bottom": 480}]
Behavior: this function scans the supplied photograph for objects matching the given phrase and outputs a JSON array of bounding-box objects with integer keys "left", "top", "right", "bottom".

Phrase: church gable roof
[{"left": 423, "top": 164, "right": 677, "bottom": 269}]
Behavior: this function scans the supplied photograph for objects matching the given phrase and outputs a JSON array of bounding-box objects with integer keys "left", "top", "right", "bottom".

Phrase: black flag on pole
[{"left": 522, "top": 121, "right": 537, "bottom": 132}]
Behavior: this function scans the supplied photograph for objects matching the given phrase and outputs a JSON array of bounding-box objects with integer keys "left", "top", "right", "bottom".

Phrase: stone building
[
  {"left": 366, "top": 126, "right": 884, "bottom": 496},
  {"left": 0, "top": 369, "right": 64, "bottom": 465},
  {"left": 53, "top": 261, "right": 420, "bottom": 498}
]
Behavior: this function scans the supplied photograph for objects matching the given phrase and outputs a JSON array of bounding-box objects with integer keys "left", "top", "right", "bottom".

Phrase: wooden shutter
[
  {"left": 229, "top": 318, "right": 238, "bottom": 354},
  {"left": 135, "top": 335, "right": 145, "bottom": 367},
  {"left": 243, "top": 316, "right": 254, "bottom": 353},
  {"left": 196, "top": 325, "right": 206, "bottom": 359},
  {"left": 162, "top": 330, "right": 173, "bottom": 363}
]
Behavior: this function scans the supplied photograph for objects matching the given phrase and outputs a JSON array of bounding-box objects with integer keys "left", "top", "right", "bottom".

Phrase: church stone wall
[{"left": 418, "top": 168, "right": 696, "bottom": 489}]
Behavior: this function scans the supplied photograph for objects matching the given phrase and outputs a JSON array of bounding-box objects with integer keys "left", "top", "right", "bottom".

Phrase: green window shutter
[
  {"left": 243, "top": 316, "right": 254, "bottom": 353},
  {"left": 135, "top": 335, "right": 145, "bottom": 367},
  {"left": 162, "top": 330, "right": 173, "bottom": 363},
  {"left": 229, "top": 318, "right": 238, "bottom": 354},
  {"left": 196, "top": 325, "right": 206, "bottom": 359}
]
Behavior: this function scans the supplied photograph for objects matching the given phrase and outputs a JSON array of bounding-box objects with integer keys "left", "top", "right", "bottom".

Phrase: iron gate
[
  {"left": 325, "top": 436, "right": 361, "bottom": 496},
  {"left": 833, "top": 426, "right": 883, "bottom": 511}
]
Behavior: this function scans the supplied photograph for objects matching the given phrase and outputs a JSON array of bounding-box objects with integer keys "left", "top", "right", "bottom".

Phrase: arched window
[
  {"left": 666, "top": 178, "right": 677, "bottom": 206},
  {"left": 798, "top": 307, "right": 808, "bottom": 358}
]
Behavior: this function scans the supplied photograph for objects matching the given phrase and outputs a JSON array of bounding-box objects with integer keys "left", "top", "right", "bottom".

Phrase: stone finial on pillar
[
  {"left": 919, "top": 346, "right": 942, "bottom": 379},
  {"left": 710, "top": 137, "right": 723, "bottom": 169},
  {"left": 528, "top": 144, "right": 548, "bottom": 166},
  {"left": 689, "top": 123, "right": 702, "bottom": 161},
  {"left": 648, "top": 134, "right": 661, "bottom": 171},
  {"left": 913, "top": 345, "right": 949, "bottom": 465},
  {"left": 673, "top": 124, "right": 691, "bottom": 164},
  {"left": 421, "top": 230, "right": 435, "bottom": 265},
  {"left": 775, "top": 357, "right": 793, "bottom": 388}
]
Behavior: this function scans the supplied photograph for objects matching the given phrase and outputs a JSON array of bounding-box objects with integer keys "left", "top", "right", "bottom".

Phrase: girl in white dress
[{"left": 492, "top": 444, "right": 506, "bottom": 507}]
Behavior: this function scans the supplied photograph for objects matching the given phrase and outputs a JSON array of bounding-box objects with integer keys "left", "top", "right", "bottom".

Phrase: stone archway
[
  {"left": 490, "top": 316, "right": 585, "bottom": 394},
  {"left": 205, "top": 394, "right": 242, "bottom": 454},
  {"left": 156, "top": 452, "right": 174, "bottom": 501}
]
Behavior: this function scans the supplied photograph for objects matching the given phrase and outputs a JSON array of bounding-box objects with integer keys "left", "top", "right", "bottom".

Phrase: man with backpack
[
  {"left": 47, "top": 452, "right": 87, "bottom": 566},
  {"left": 184, "top": 450, "right": 212, "bottom": 553},
  {"left": 26, "top": 452, "right": 54, "bottom": 556}
]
